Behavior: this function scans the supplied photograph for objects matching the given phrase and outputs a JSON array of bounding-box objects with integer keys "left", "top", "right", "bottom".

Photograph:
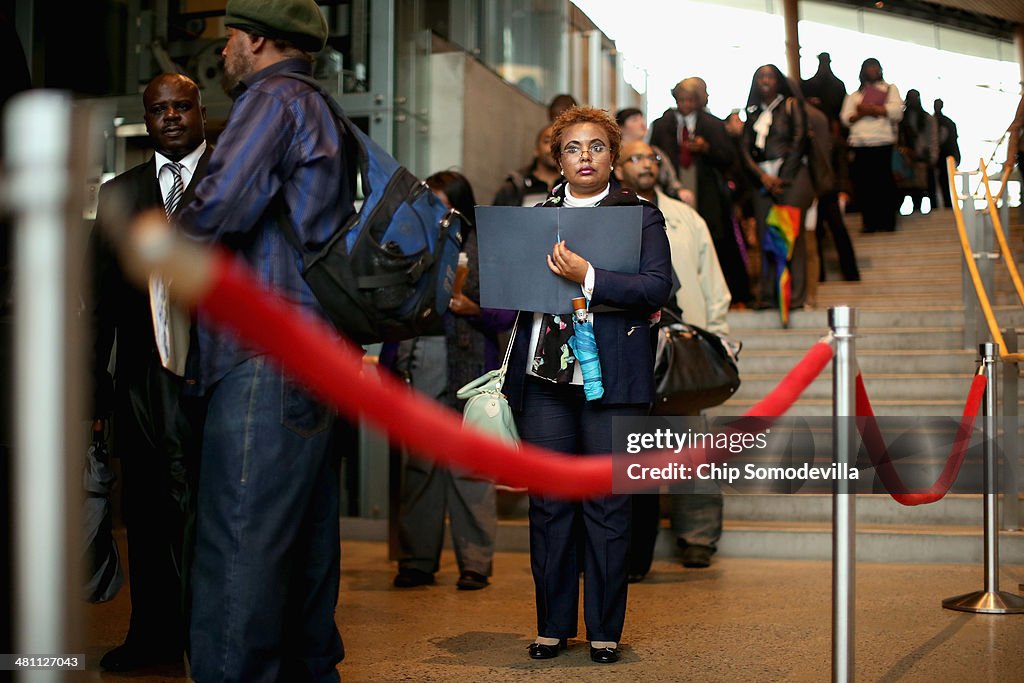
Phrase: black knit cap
[{"left": 224, "top": 0, "right": 328, "bottom": 53}]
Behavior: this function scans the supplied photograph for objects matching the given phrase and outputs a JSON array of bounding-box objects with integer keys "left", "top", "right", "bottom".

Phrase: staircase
[
  {"left": 707, "top": 207, "right": 1024, "bottom": 564},
  {"left": 466, "top": 208, "right": 1024, "bottom": 565}
]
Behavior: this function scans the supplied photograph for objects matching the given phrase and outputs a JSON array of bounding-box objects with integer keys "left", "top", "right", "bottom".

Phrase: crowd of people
[{"left": 87, "top": 0, "right": 976, "bottom": 676}]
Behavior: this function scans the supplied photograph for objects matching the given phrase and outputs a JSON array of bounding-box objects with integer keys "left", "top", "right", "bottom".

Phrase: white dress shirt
[{"left": 153, "top": 140, "right": 207, "bottom": 206}]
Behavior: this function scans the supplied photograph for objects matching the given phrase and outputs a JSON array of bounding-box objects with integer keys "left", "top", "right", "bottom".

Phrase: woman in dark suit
[
  {"left": 504, "top": 106, "right": 673, "bottom": 664},
  {"left": 740, "top": 64, "right": 814, "bottom": 310}
]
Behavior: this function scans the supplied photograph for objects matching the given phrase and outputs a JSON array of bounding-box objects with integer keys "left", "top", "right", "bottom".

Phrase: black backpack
[{"left": 272, "top": 73, "right": 464, "bottom": 345}]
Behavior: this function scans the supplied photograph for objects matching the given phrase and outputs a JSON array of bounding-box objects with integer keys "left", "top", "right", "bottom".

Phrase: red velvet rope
[
  {"left": 198, "top": 251, "right": 834, "bottom": 498},
  {"left": 746, "top": 341, "right": 835, "bottom": 417},
  {"left": 855, "top": 372, "right": 986, "bottom": 506}
]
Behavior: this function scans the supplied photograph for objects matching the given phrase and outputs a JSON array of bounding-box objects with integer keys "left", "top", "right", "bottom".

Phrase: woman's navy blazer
[{"left": 504, "top": 183, "right": 673, "bottom": 410}]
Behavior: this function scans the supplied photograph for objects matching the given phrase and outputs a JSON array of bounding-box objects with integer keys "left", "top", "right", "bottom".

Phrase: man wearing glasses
[{"left": 615, "top": 139, "right": 731, "bottom": 578}]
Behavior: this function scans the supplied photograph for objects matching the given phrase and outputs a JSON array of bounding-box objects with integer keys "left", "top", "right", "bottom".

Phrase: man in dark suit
[
  {"left": 933, "top": 98, "right": 961, "bottom": 209},
  {"left": 801, "top": 52, "right": 847, "bottom": 124},
  {"left": 89, "top": 72, "right": 210, "bottom": 672},
  {"left": 650, "top": 78, "right": 749, "bottom": 304}
]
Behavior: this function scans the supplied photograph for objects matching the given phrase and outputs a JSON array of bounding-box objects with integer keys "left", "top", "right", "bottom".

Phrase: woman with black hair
[
  {"left": 391, "top": 170, "right": 514, "bottom": 592},
  {"left": 740, "top": 64, "right": 814, "bottom": 310},
  {"left": 840, "top": 57, "right": 904, "bottom": 232}
]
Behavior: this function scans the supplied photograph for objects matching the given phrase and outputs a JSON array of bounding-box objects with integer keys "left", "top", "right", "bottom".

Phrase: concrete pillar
[{"left": 783, "top": 0, "right": 801, "bottom": 80}]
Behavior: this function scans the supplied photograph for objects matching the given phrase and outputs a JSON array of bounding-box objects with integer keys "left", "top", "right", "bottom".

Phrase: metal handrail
[
  {"left": 979, "top": 127, "right": 1011, "bottom": 202},
  {"left": 947, "top": 156, "right": 1024, "bottom": 362},
  {"left": 979, "top": 161, "right": 1024, "bottom": 307},
  {"left": 993, "top": 163, "right": 1011, "bottom": 203}
]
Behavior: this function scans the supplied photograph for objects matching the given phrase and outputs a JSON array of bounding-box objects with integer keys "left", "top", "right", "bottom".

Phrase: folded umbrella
[
  {"left": 568, "top": 297, "right": 604, "bottom": 401},
  {"left": 763, "top": 204, "right": 802, "bottom": 327}
]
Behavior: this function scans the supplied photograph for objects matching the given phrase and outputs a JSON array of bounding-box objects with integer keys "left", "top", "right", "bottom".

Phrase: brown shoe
[{"left": 682, "top": 545, "right": 713, "bottom": 568}]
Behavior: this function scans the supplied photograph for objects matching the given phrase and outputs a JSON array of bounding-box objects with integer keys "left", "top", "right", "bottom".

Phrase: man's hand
[
  {"left": 724, "top": 114, "right": 744, "bottom": 138},
  {"left": 448, "top": 292, "right": 480, "bottom": 317},
  {"left": 687, "top": 135, "right": 710, "bottom": 154},
  {"left": 547, "top": 240, "right": 589, "bottom": 284}
]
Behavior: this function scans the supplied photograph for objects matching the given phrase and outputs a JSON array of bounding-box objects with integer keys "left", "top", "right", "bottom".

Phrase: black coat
[
  {"left": 648, "top": 108, "right": 735, "bottom": 240},
  {"left": 89, "top": 148, "right": 213, "bottom": 417}
]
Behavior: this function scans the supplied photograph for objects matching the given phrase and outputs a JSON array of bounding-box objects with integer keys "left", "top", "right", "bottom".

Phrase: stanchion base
[{"left": 942, "top": 590, "right": 1024, "bottom": 614}]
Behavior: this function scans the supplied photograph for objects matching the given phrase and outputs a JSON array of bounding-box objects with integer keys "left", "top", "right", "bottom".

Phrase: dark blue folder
[{"left": 475, "top": 205, "right": 642, "bottom": 314}]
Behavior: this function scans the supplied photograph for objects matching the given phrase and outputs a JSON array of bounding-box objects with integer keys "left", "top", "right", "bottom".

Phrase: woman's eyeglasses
[{"left": 561, "top": 143, "right": 609, "bottom": 158}]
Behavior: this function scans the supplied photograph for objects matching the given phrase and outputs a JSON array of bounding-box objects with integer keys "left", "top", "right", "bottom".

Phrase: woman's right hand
[
  {"left": 856, "top": 102, "right": 886, "bottom": 118},
  {"left": 760, "top": 173, "right": 785, "bottom": 195}
]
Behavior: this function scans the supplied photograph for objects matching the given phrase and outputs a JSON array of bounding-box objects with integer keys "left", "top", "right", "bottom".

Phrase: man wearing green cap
[{"left": 176, "top": 1, "right": 352, "bottom": 681}]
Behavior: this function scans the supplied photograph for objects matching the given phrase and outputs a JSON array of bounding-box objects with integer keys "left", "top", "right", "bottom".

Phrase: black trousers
[
  {"left": 115, "top": 354, "right": 198, "bottom": 650},
  {"left": 851, "top": 144, "right": 898, "bottom": 232},
  {"left": 816, "top": 192, "right": 860, "bottom": 281},
  {"left": 628, "top": 494, "right": 661, "bottom": 577},
  {"left": 515, "top": 378, "right": 646, "bottom": 642},
  {"left": 935, "top": 159, "right": 954, "bottom": 209},
  {"left": 711, "top": 219, "right": 752, "bottom": 305}
]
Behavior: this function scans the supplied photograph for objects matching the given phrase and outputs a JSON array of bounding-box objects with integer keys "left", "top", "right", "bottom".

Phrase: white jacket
[
  {"left": 841, "top": 82, "right": 904, "bottom": 147},
  {"left": 655, "top": 188, "right": 731, "bottom": 334}
]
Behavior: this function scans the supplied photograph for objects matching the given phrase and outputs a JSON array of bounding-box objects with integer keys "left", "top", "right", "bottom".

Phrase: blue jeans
[{"left": 189, "top": 356, "right": 343, "bottom": 683}]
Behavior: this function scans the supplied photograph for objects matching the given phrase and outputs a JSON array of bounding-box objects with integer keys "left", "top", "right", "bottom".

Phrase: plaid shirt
[{"left": 179, "top": 58, "right": 354, "bottom": 392}]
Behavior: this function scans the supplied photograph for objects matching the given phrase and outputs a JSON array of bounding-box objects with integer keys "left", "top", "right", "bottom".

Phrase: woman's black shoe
[
  {"left": 590, "top": 646, "right": 620, "bottom": 663},
  {"left": 528, "top": 639, "right": 567, "bottom": 659}
]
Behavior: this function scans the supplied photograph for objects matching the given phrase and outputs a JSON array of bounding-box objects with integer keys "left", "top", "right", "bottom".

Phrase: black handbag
[
  {"left": 652, "top": 309, "right": 741, "bottom": 415},
  {"left": 82, "top": 428, "right": 124, "bottom": 602}
]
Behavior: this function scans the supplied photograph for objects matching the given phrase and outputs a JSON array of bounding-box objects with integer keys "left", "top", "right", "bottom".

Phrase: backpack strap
[
  {"left": 265, "top": 72, "right": 363, "bottom": 261},
  {"left": 272, "top": 71, "right": 372, "bottom": 198}
]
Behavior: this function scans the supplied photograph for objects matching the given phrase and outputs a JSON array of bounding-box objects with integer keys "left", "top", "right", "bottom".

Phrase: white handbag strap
[
  {"left": 494, "top": 312, "right": 521, "bottom": 392},
  {"left": 501, "top": 312, "right": 521, "bottom": 370}
]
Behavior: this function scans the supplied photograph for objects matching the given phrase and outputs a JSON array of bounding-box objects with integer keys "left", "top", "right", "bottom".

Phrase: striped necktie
[
  {"left": 163, "top": 161, "right": 184, "bottom": 217},
  {"left": 150, "top": 160, "right": 189, "bottom": 375}
]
